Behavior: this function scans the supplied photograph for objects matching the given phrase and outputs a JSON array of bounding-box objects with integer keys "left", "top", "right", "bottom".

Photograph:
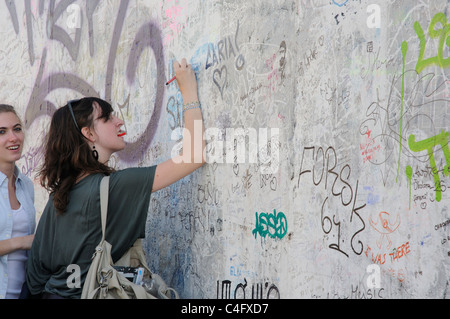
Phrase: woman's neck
[{"left": 0, "top": 162, "right": 16, "bottom": 182}]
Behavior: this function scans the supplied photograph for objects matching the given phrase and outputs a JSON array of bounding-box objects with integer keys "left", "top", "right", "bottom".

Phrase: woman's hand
[
  {"left": 173, "top": 58, "right": 198, "bottom": 104},
  {"left": 0, "top": 235, "right": 34, "bottom": 256},
  {"left": 18, "top": 235, "right": 34, "bottom": 250}
]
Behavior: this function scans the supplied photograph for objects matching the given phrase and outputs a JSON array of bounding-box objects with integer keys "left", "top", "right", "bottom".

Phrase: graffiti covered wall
[{"left": 1, "top": 0, "right": 450, "bottom": 298}]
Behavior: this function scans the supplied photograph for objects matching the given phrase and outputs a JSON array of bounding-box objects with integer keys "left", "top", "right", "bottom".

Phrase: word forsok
[{"left": 298, "top": 146, "right": 366, "bottom": 257}]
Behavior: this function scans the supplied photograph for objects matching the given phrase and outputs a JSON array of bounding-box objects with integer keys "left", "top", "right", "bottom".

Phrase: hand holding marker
[
  {"left": 120, "top": 58, "right": 195, "bottom": 140},
  {"left": 166, "top": 56, "right": 200, "bottom": 86}
]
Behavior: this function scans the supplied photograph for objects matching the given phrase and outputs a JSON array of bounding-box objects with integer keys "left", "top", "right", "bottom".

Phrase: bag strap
[{"left": 99, "top": 175, "right": 110, "bottom": 241}]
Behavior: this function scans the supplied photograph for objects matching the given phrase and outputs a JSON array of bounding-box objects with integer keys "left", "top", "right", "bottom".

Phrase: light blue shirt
[{"left": 0, "top": 167, "right": 35, "bottom": 299}]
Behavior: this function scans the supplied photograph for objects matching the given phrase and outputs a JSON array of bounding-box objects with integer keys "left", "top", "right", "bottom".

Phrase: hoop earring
[{"left": 92, "top": 145, "right": 99, "bottom": 161}]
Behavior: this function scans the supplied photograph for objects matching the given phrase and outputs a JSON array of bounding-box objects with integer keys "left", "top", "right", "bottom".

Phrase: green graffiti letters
[
  {"left": 408, "top": 131, "right": 450, "bottom": 202},
  {"left": 402, "top": 13, "right": 450, "bottom": 204},
  {"left": 397, "top": 41, "right": 408, "bottom": 182},
  {"left": 252, "top": 210, "right": 288, "bottom": 240},
  {"left": 414, "top": 12, "right": 450, "bottom": 73},
  {"left": 406, "top": 165, "right": 413, "bottom": 208}
]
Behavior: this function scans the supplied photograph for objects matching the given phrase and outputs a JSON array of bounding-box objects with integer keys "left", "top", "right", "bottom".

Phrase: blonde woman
[{"left": 0, "top": 105, "right": 35, "bottom": 299}]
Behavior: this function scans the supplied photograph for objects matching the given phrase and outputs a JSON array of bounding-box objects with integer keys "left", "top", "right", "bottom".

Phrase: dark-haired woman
[
  {"left": 26, "top": 59, "right": 205, "bottom": 299},
  {"left": 0, "top": 105, "right": 36, "bottom": 299}
]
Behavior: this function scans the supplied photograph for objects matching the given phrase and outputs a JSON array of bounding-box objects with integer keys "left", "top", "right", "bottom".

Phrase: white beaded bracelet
[{"left": 183, "top": 101, "right": 201, "bottom": 113}]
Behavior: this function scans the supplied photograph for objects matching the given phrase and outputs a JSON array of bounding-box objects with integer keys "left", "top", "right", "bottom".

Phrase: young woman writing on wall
[{"left": 26, "top": 58, "right": 205, "bottom": 299}]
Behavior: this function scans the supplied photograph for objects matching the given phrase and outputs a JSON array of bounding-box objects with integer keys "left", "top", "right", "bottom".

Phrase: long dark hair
[{"left": 38, "top": 97, "right": 115, "bottom": 214}]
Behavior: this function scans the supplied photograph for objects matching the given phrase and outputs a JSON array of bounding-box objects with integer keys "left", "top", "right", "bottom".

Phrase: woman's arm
[
  {"left": 0, "top": 235, "right": 34, "bottom": 257},
  {"left": 152, "top": 58, "right": 206, "bottom": 192}
]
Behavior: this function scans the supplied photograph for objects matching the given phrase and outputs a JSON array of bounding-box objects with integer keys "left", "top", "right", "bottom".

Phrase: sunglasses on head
[{"left": 67, "top": 99, "right": 81, "bottom": 131}]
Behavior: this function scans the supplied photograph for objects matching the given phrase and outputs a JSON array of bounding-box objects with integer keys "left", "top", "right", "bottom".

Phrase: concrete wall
[{"left": 1, "top": 0, "right": 449, "bottom": 298}]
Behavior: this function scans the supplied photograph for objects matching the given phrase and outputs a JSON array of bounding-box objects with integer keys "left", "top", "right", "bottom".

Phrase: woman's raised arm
[{"left": 152, "top": 58, "right": 206, "bottom": 192}]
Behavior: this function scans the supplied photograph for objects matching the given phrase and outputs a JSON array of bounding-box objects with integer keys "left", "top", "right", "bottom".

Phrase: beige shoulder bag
[{"left": 81, "top": 176, "right": 179, "bottom": 299}]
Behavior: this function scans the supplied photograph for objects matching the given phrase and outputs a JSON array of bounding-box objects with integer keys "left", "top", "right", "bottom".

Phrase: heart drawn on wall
[{"left": 213, "top": 66, "right": 228, "bottom": 99}]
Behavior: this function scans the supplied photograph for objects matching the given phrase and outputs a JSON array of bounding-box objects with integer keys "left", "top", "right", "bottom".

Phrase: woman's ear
[{"left": 81, "top": 126, "right": 95, "bottom": 143}]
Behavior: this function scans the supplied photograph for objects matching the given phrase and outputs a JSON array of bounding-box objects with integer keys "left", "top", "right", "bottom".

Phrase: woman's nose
[
  {"left": 8, "top": 131, "right": 18, "bottom": 142},
  {"left": 116, "top": 116, "right": 124, "bottom": 126}
]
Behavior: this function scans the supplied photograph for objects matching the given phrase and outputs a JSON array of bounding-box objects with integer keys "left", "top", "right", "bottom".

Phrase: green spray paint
[
  {"left": 402, "top": 13, "right": 450, "bottom": 202},
  {"left": 414, "top": 13, "right": 450, "bottom": 73},
  {"left": 406, "top": 165, "right": 413, "bottom": 208},
  {"left": 408, "top": 131, "right": 450, "bottom": 202},
  {"left": 396, "top": 41, "right": 408, "bottom": 182}
]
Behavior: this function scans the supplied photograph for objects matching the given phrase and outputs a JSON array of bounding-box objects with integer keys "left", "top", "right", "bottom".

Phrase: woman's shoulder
[
  {"left": 111, "top": 166, "right": 157, "bottom": 179},
  {"left": 70, "top": 166, "right": 158, "bottom": 194},
  {"left": 109, "top": 166, "right": 157, "bottom": 190}
]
